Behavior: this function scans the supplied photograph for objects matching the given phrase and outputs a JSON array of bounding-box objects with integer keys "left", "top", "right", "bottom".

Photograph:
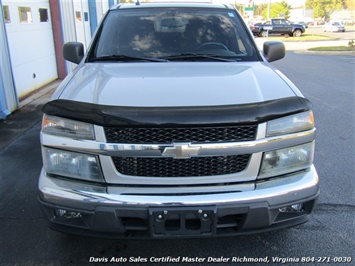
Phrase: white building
[
  {"left": 0, "top": 0, "right": 118, "bottom": 118},
  {"left": 289, "top": 8, "right": 313, "bottom": 22}
]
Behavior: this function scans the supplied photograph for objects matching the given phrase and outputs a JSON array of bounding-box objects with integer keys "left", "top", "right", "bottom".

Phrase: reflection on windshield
[{"left": 92, "top": 8, "right": 259, "bottom": 61}]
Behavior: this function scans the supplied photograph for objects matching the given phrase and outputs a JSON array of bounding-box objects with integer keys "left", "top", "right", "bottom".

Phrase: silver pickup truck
[{"left": 38, "top": 2, "right": 319, "bottom": 238}]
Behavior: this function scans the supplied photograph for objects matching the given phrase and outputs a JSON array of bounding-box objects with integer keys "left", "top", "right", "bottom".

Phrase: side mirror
[
  {"left": 263, "top": 41, "right": 285, "bottom": 62},
  {"left": 63, "top": 42, "right": 84, "bottom": 64}
]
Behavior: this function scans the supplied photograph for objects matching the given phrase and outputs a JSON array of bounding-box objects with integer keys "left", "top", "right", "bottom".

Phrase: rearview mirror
[{"left": 154, "top": 17, "right": 188, "bottom": 33}]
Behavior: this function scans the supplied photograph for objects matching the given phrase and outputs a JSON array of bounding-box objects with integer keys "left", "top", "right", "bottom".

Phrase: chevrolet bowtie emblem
[{"left": 162, "top": 143, "right": 202, "bottom": 159}]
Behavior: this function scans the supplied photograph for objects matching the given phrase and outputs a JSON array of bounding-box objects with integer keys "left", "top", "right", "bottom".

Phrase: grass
[
  {"left": 308, "top": 46, "right": 355, "bottom": 51},
  {"left": 257, "top": 26, "right": 355, "bottom": 51}
]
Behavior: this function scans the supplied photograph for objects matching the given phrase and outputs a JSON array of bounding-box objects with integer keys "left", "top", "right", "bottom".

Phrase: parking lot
[{"left": 305, "top": 25, "right": 354, "bottom": 40}]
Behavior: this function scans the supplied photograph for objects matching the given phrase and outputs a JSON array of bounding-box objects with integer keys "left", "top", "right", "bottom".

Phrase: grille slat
[
  {"left": 112, "top": 155, "right": 251, "bottom": 177},
  {"left": 104, "top": 125, "right": 257, "bottom": 143},
  {"left": 105, "top": 125, "right": 256, "bottom": 177}
]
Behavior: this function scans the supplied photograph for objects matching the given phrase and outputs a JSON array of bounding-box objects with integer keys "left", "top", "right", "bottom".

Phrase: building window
[
  {"left": 39, "top": 8, "right": 49, "bottom": 22},
  {"left": 3, "top": 5, "right": 11, "bottom": 23},
  {"left": 84, "top": 12, "right": 89, "bottom": 22},
  {"left": 18, "top": 6, "right": 32, "bottom": 23},
  {"left": 75, "top": 11, "right": 81, "bottom": 21}
]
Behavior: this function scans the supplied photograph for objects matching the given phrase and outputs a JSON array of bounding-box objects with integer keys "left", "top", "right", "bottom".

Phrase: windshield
[{"left": 89, "top": 7, "right": 260, "bottom": 62}]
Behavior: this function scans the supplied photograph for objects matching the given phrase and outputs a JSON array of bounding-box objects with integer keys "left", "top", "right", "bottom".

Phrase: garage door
[{"left": 3, "top": 0, "right": 57, "bottom": 99}]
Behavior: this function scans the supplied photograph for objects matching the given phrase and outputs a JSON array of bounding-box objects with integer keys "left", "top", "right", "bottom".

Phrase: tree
[
  {"left": 233, "top": 3, "right": 244, "bottom": 14},
  {"left": 254, "top": 3, "right": 268, "bottom": 18},
  {"left": 262, "top": 0, "right": 291, "bottom": 20},
  {"left": 344, "top": 0, "right": 354, "bottom": 9},
  {"left": 306, "top": 0, "right": 344, "bottom": 19}
]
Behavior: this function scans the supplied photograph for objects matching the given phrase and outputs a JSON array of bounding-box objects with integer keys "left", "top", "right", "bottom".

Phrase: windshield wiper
[
  {"left": 163, "top": 53, "right": 240, "bottom": 62},
  {"left": 89, "top": 54, "right": 168, "bottom": 62}
]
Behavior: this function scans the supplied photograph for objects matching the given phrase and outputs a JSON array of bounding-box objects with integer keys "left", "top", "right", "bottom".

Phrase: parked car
[
  {"left": 293, "top": 21, "right": 309, "bottom": 28},
  {"left": 38, "top": 2, "right": 319, "bottom": 239},
  {"left": 323, "top": 22, "right": 345, "bottom": 32}
]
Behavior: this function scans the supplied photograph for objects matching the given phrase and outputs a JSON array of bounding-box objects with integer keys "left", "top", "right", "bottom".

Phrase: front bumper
[{"left": 38, "top": 166, "right": 319, "bottom": 238}]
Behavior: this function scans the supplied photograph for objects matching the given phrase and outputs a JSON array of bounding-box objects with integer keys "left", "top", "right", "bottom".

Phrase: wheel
[
  {"left": 259, "top": 30, "right": 268, "bottom": 37},
  {"left": 196, "top": 42, "right": 229, "bottom": 51},
  {"left": 293, "top": 29, "right": 302, "bottom": 37}
]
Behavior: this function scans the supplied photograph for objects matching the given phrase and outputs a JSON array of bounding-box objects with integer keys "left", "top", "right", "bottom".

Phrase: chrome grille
[
  {"left": 112, "top": 155, "right": 251, "bottom": 177},
  {"left": 104, "top": 125, "right": 257, "bottom": 143}
]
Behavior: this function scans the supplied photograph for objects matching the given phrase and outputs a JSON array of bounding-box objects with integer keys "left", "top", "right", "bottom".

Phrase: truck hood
[{"left": 58, "top": 62, "right": 295, "bottom": 107}]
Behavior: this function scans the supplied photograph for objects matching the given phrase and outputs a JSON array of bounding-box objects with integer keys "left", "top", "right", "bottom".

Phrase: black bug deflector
[{"left": 42, "top": 96, "right": 312, "bottom": 127}]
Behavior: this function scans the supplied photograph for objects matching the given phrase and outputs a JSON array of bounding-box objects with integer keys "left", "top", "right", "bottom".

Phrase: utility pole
[
  {"left": 304, "top": 0, "right": 306, "bottom": 19},
  {"left": 268, "top": 0, "right": 271, "bottom": 20}
]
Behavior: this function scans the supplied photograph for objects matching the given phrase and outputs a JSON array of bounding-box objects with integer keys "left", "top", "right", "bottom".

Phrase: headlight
[
  {"left": 42, "top": 147, "right": 104, "bottom": 182},
  {"left": 258, "top": 142, "right": 314, "bottom": 179},
  {"left": 42, "top": 115, "right": 95, "bottom": 140},
  {"left": 267, "top": 111, "right": 314, "bottom": 137}
]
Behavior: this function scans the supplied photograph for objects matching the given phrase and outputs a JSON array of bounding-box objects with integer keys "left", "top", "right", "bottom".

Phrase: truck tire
[
  {"left": 259, "top": 30, "right": 268, "bottom": 37},
  {"left": 293, "top": 29, "right": 302, "bottom": 37}
]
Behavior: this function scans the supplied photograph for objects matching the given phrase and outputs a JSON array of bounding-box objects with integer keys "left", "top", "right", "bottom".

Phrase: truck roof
[{"left": 111, "top": 1, "right": 234, "bottom": 10}]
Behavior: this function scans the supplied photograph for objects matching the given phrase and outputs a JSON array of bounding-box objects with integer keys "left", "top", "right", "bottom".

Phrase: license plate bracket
[{"left": 149, "top": 206, "right": 216, "bottom": 238}]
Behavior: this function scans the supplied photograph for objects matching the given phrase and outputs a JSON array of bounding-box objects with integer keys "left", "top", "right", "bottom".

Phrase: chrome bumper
[{"left": 38, "top": 165, "right": 319, "bottom": 210}]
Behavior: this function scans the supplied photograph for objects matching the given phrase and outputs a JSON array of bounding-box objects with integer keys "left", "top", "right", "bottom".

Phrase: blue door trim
[
  {"left": 88, "top": 0, "right": 98, "bottom": 36},
  {"left": 0, "top": 78, "right": 11, "bottom": 119}
]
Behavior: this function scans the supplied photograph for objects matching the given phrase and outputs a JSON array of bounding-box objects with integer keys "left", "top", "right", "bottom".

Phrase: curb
[
  {"left": 255, "top": 38, "right": 352, "bottom": 51},
  {"left": 19, "top": 79, "right": 62, "bottom": 109},
  {"left": 293, "top": 49, "right": 355, "bottom": 55},
  {"left": 0, "top": 79, "right": 61, "bottom": 151}
]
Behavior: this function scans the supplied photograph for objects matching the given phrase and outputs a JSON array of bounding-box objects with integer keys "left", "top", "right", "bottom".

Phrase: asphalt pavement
[{"left": 0, "top": 79, "right": 60, "bottom": 151}]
